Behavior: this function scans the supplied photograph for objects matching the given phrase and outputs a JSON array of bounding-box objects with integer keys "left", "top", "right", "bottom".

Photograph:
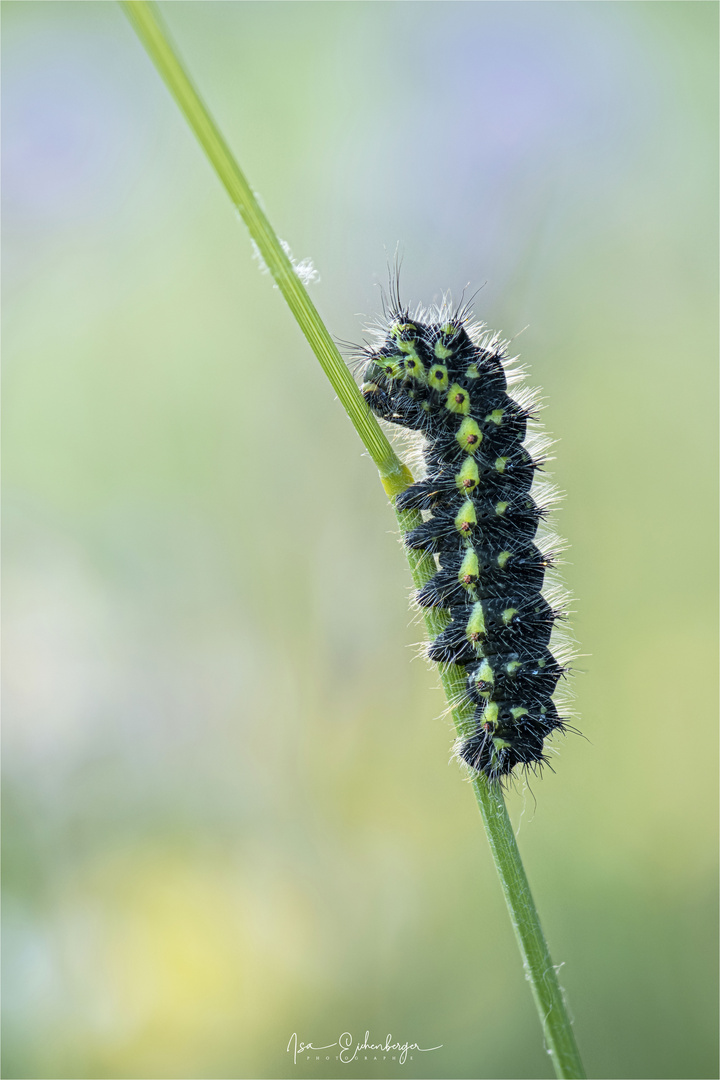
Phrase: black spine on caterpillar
[{"left": 359, "top": 302, "right": 570, "bottom": 783}]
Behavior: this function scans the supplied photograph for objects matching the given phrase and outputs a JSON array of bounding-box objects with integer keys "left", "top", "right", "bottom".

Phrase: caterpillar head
[{"left": 360, "top": 320, "right": 431, "bottom": 425}]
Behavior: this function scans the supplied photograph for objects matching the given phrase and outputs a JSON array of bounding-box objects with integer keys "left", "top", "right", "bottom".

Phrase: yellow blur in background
[{"left": 2, "top": 2, "right": 718, "bottom": 1078}]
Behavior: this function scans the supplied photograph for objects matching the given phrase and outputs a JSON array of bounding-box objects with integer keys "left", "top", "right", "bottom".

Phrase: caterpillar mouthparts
[{"left": 359, "top": 299, "right": 573, "bottom": 783}]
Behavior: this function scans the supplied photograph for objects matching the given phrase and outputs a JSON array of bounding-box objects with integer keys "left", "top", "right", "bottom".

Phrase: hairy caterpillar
[{"left": 358, "top": 294, "right": 572, "bottom": 782}]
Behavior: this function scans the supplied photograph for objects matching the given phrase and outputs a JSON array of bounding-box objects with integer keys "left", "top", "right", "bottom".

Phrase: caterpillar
[{"left": 358, "top": 295, "right": 572, "bottom": 783}]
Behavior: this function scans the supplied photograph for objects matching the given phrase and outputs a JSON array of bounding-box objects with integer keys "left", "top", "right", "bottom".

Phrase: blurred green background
[{"left": 2, "top": 2, "right": 718, "bottom": 1078}]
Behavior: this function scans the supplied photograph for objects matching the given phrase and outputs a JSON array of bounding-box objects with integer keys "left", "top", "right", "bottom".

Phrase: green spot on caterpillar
[
  {"left": 487, "top": 408, "right": 504, "bottom": 425},
  {"left": 456, "top": 417, "right": 483, "bottom": 453},
  {"left": 458, "top": 549, "right": 480, "bottom": 591},
  {"left": 466, "top": 602, "right": 486, "bottom": 643},
  {"left": 497, "top": 550, "right": 512, "bottom": 569},
  {"left": 483, "top": 701, "right": 499, "bottom": 729},
  {"left": 445, "top": 383, "right": 471, "bottom": 415},
  {"left": 454, "top": 498, "right": 477, "bottom": 535},
  {"left": 434, "top": 340, "right": 453, "bottom": 360},
  {"left": 456, "top": 458, "right": 480, "bottom": 492},
  {"left": 495, "top": 456, "right": 508, "bottom": 473},
  {"left": 428, "top": 363, "right": 449, "bottom": 389},
  {"left": 382, "top": 358, "right": 403, "bottom": 379},
  {"left": 391, "top": 321, "right": 416, "bottom": 340},
  {"left": 502, "top": 607, "right": 519, "bottom": 625},
  {"left": 403, "top": 354, "right": 426, "bottom": 382},
  {"left": 495, "top": 500, "right": 509, "bottom": 516},
  {"left": 474, "top": 659, "right": 495, "bottom": 695}
]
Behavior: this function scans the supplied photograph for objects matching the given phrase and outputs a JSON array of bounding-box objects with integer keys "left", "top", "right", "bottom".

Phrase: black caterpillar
[{"left": 359, "top": 298, "right": 571, "bottom": 783}]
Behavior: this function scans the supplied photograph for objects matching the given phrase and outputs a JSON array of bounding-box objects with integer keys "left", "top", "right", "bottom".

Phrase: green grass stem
[{"left": 120, "top": 4, "right": 586, "bottom": 1077}]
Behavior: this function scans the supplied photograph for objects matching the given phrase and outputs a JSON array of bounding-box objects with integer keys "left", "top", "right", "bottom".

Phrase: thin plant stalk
[{"left": 120, "top": 4, "right": 586, "bottom": 1077}]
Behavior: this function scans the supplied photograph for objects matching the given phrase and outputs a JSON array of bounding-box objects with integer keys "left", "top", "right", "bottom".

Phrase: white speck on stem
[{"left": 250, "top": 237, "right": 320, "bottom": 287}]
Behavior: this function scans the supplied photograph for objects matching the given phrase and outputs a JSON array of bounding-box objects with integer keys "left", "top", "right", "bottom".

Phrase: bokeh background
[{"left": 3, "top": 2, "right": 718, "bottom": 1078}]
